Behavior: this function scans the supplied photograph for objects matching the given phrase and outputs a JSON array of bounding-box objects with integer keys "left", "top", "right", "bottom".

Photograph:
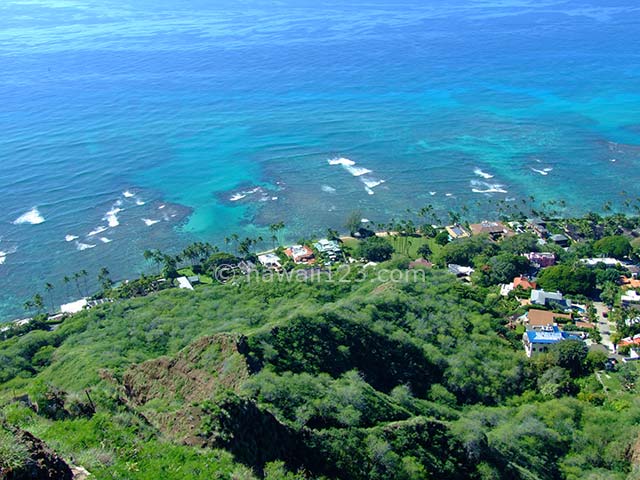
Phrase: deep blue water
[{"left": 1, "top": 0, "right": 640, "bottom": 320}]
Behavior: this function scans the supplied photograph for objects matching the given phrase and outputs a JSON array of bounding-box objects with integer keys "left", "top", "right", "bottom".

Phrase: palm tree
[
  {"left": 327, "top": 228, "right": 340, "bottom": 241},
  {"left": 98, "top": 267, "right": 113, "bottom": 291},
  {"left": 32, "top": 294, "right": 45, "bottom": 314},
  {"left": 63, "top": 275, "right": 71, "bottom": 298},
  {"left": 23, "top": 299, "right": 34, "bottom": 314},
  {"left": 72, "top": 272, "right": 83, "bottom": 297},
  {"left": 144, "top": 249, "right": 163, "bottom": 275},
  {"left": 230, "top": 233, "right": 240, "bottom": 255},
  {"left": 44, "top": 282, "right": 55, "bottom": 312},
  {"left": 181, "top": 244, "right": 198, "bottom": 267},
  {"left": 79, "top": 269, "right": 89, "bottom": 296},
  {"left": 269, "top": 222, "right": 285, "bottom": 247}
]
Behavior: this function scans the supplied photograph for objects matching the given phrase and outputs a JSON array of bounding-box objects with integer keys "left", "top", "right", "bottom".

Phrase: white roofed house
[
  {"left": 176, "top": 276, "right": 194, "bottom": 290},
  {"left": 258, "top": 253, "right": 282, "bottom": 271},
  {"left": 621, "top": 290, "right": 640, "bottom": 309},
  {"left": 60, "top": 298, "right": 88, "bottom": 314},
  {"left": 530, "top": 289, "right": 571, "bottom": 309}
]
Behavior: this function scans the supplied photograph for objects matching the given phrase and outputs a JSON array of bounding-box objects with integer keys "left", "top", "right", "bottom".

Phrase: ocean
[{"left": 1, "top": 0, "right": 639, "bottom": 321}]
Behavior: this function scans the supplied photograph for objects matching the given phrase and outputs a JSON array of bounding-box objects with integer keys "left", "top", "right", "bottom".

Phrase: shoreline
[{"left": 5, "top": 208, "right": 640, "bottom": 326}]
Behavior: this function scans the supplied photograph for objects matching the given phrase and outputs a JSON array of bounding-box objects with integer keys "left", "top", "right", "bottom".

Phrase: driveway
[{"left": 593, "top": 301, "right": 616, "bottom": 352}]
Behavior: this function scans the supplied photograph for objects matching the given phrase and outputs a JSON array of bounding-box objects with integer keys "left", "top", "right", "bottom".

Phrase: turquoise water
[{"left": 1, "top": 0, "right": 640, "bottom": 320}]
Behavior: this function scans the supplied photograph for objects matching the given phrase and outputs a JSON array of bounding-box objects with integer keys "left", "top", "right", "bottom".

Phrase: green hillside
[{"left": 1, "top": 263, "right": 639, "bottom": 479}]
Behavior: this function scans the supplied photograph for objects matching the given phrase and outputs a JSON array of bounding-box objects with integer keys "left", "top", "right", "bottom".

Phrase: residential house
[
  {"left": 468, "top": 221, "right": 514, "bottom": 240},
  {"left": 448, "top": 264, "right": 474, "bottom": 277},
  {"left": 625, "top": 264, "right": 640, "bottom": 278},
  {"left": 523, "top": 326, "right": 582, "bottom": 357},
  {"left": 525, "top": 309, "right": 571, "bottom": 329},
  {"left": 514, "top": 276, "right": 537, "bottom": 290},
  {"left": 549, "top": 234, "right": 569, "bottom": 247},
  {"left": 238, "top": 260, "right": 257, "bottom": 275},
  {"left": 530, "top": 289, "right": 571, "bottom": 309},
  {"left": 60, "top": 298, "right": 88, "bottom": 314},
  {"left": 580, "top": 258, "right": 621, "bottom": 268},
  {"left": 574, "top": 320, "right": 596, "bottom": 330},
  {"left": 258, "top": 253, "right": 282, "bottom": 270},
  {"left": 524, "top": 252, "right": 556, "bottom": 268},
  {"left": 313, "top": 239, "right": 342, "bottom": 263},
  {"left": 285, "top": 245, "right": 315, "bottom": 264},
  {"left": 621, "top": 290, "right": 640, "bottom": 309},
  {"left": 176, "top": 276, "right": 194, "bottom": 290},
  {"left": 409, "top": 258, "right": 433, "bottom": 269},
  {"left": 619, "top": 334, "right": 640, "bottom": 348},
  {"left": 445, "top": 224, "right": 470, "bottom": 240},
  {"left": 621, "top": 276, "right": 640, "bottom": 290},
  {"left": 501, "top": 276, "right": 537, "bottom": 297},
  {"left": 527, "top": 218, "right": 549, "bottom": 238}
]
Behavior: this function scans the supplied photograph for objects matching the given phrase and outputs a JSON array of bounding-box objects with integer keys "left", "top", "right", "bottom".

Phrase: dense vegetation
[{"left": 3, "top": 209, "right": 640, "bottom": 479}]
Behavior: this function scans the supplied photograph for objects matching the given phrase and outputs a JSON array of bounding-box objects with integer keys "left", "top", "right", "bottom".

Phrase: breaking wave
[{"left": 13, "top": 207, "right": 45, "bottom": 225}]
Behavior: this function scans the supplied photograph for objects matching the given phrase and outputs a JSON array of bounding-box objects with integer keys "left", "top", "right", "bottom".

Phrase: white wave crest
[
  {"left": 88, "top": 225, "right": 108, "bottom": 236},
  {"left": 123, "top": 190, "right": 135, "bottom": 198},
  {"left": 530, "top": 167, "right": 551, "bottom": 176},
  {"left": 230, "top": 193, "right": 246, "bottom": 202},
  {"left": 65, "top": 235, "right": 79, "bottom": 242},
  {"left": 474, "top": 168, "right": 494, "bottom": 179},
  {"left": 470, "top": 180, "right": 507, "bottom": 194},
  {"left": 0, "top": 247, "right": 16, "bottom": 265},
  {"left": 99, "top": 237, "right": 112, "bottom": 243},
  {"left": 328, "top": 157, "right": 355, "bottom": 166},
  {"left": 429, "top": 191, "right": 437, "bottom": 196},
  {"left": 328, "top": 157, "right": 372, "bottom": 177},
  {"left": 76, "top": 241, "right": 96, "bottom": 251},
  {"left": 135, "top": 199, "right": 145, "bottom": 206},
  {"left": 13, "top": 207, "right": 45, "bottom": 225},
  {"left": 361, "top": 178, "right": 386, "bottom": 189},
  {"left": 143, "top": 218, "right": 160, "bottom": 226},
  {"left": 321, "top": 185, "right": 336, "bottom": 193},
  {"left": 103, "top": 205, "right": 122, "bottom": 227}
]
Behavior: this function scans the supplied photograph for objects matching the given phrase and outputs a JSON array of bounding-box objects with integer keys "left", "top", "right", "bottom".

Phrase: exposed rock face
[
  {"left": 122, "top": 334, "right": 253, "bottom": 444},
  {"left": 123, "top": 333, "right": 252, "bottom": 406},
  {"left": 2, "top": 428, "right": 73, "bottom": 480}
]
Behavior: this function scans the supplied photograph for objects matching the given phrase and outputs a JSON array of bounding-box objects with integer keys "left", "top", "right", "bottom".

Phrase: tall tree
[{"left": 44, "top": 282, "right": 55, "bottom": 312}]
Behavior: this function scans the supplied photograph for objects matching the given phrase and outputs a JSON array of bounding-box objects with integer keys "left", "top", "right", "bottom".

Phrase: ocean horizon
[{"left": 1, "top": 0, "right": 640, "bottom": 321}]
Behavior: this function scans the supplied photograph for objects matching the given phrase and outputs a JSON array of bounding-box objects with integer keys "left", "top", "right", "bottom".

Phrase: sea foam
[
  {"left": 143, "top": 218, "right": 160, "bottom": 226},
  {"left": 76, "top": 241, "right": 96, "bottom": 251},
  {"left": 530, "top": 167, "right": 552, "bottom": 176},
  {"left": 0, "top": 247, "right": 16, "bottom": 265},
  {"left": 230, "top": 193, "right": 247, "bottom": 202},
  {"left": 13, "top": 207, "right": 45, "bottom": 225},
  {"left": 321, "top": 185, "right": 337, "bottom": 193},
  {"left": 104, "top": 205, "right": 122, "bottom": 227},
  {"left": 473, "top": 168, "right": 494, "bottom": 179},
  {"left": 362, "top": 178, "right": 386, "bottom": 189},
  {"left": 88, "top": 225, "right": 108, "bottom": 236},
  {"left": 328, "top": 157, "right": 372, "bottom": 177},
  {"left": 471, "top": 180, "right": 508, "bottom": 194}
]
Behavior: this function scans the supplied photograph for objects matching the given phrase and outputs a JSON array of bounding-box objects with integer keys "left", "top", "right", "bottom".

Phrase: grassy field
[
  {"left": 177, "top": 267, "right": 214, "bottom": 284},
  {"left": 342, "top": 234, "right": 444, "bottom": 261}
]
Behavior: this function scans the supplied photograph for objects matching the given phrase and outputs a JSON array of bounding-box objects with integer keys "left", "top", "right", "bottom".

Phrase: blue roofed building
[{"left": 522, "top": 326, "right": 582, "bottom": 357}]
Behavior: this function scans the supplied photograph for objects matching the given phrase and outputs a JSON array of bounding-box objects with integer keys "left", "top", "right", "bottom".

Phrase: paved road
[{"left": 593, "top": 302, "right": 616, "bottom": 353}]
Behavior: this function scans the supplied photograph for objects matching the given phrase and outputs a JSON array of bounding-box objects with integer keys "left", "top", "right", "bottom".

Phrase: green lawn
[
  {"left": 177, "top": 267, "right": 214, "bottom": 284},
  {"left": 343, "top": 235, "right": 444, "bottom": 261}
]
